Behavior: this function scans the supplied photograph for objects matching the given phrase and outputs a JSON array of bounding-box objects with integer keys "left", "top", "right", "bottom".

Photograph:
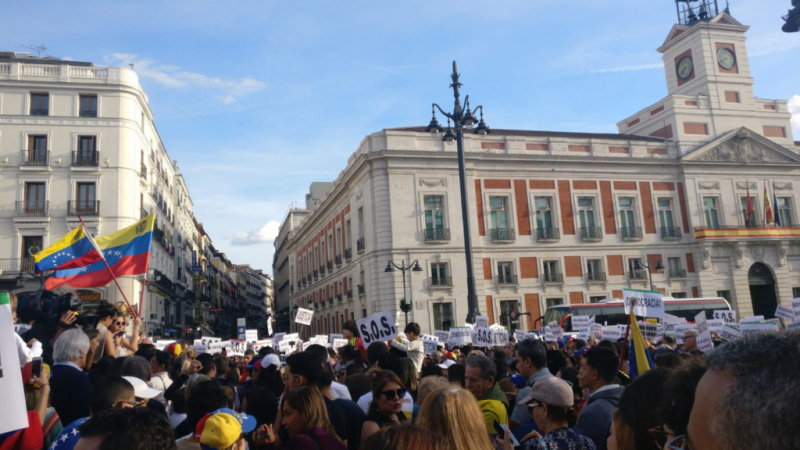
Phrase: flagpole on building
[{"left": 77, "top": 216, "right": 139, "bottom": 319}]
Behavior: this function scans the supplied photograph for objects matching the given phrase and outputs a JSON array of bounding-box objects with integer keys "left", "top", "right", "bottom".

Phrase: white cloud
[
  {"left": 231, "top": 220, "right": 281, "bottom": 246},
  {"left": 747, "top": 33, "right": 800, "bottom": 58},
  {"left": 103, "top": 53, "right": 265, "bottom": 103},
  {"left": 789, "top": 95, "right": 800, "bottom": 138},
  {"left": 591, "top": 63, "right": 663, "bottom": 74}
]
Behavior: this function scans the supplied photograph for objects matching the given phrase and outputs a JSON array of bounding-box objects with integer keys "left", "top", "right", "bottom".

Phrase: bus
[{"left": 537, "top": 297, "right": 733, "bottom": 332}]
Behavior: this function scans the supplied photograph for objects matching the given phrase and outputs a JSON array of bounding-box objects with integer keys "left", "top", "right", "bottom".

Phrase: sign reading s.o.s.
[{"left": 357, "top": 311, "right": 398, "bottom": 346}]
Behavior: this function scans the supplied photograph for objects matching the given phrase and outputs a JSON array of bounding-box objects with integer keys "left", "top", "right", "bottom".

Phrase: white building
[{"left": 273, "top": 10, "right": 800, "bottom": 336}]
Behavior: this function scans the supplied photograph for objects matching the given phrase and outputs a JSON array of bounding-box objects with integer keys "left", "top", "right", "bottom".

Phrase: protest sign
[
  {"left": 601, "top": 326, "right": 622, "bottom": 342},
  {"left": 189, "top": 345, "right": 206, "bottom": 354},
  {"left": 492, "top": 329, "right": 509, "bottom": 346},
  {"left": 247, "top": 341, "right": 271, "bottom": 353},
  {"left": 332, "top": 339, "right": 349, "bottom": 351},
  {"left": 0, "top": 298, "right": 31, "bottom": 435},
  {"left": 329, "top": 333, "right": 344, "bottom": 343},
  {"left": 357, "top": 311, "right": 399, "bottom": 346},
  {"left": 473, "top": 327, "right": 494, "bottom": 347},
  {"left": 694, "top": 311, "right": 708, "bottom": 334},
  {"left": 740, "top": 315, "right": 765, "bottom": 323},
  {"left": 302, "top": 341, "right": 312, "bottom": 351},
  {"left": 775, "top": 305, "right": 795, "bottom": 321},
  {"left": 707, "top": 319, "right": 724, "bottom": 332},
  {"left": 295, "top": 308, "right": 314, "bottom": 326},
  {"left": 713, "top": 310, "right": 737, "bottom": 323},
  {"left": 271, "top": 333, "right": 286, "bottom": 347},
  {"left": 786, "top": 321, "right": 800, "bottom": 330},
  {"left": 421, "top": 335, "right": 439, "bottom": 355},
  {"left": 514, "top": 329, "right": 527, "bottom": 342},
  {"left": 718, "top": 324, "right": 742, "bottom": 341},
  {"left": 208, "top": 340, "right": 233, "bottom": 354},
  {"left": 267, "top": 320, "right": 273, "bottom": 337},
  {"left": 793, "top": 298, "right": 800, "bottom": 320},
  {"left": 448, "top": 327, "right": 473, "bottom": 345},
  {"left": 281, "top": 333, "right": 299, "bottom": 342},
  {"left": 155, "top": 340, "right": 173, "bottom": 351},
  {"left": 434, "top": 330, "right": 450, "bottom": 343},
  {"left": 230, "top": 340, "right": 247, "bottom": 356},
  {"left": 313, "top": 335, "right": 329, "bottom": 347},
  {"left": 577, "top": 327, "right": 589, "bottom": 341},
  {"left": 245, "top": 329, "right": 258, "bottom": 343},
  {"left": 640, "top": 323, "right": 659, "bottom": 341},
  {"left": 740, "top": 322, "right": 779, "bottom": 336},
  {"left": 475, "top": 315, "right": 490, "bottom": 328},
  {"left": 278, "top": 339, "right": 295, "bottom": 354},
  {"left": 673, "top": 325, "right": 695, "bottom": 344},
  {"left": 623, "top": 289, "right": 665, "bottom": 319},
  {"left": 195, "top": 337, "right": 221, "bottom": 347},
  {"left": 696, "top": 331, "right": 714, "bottom": 353},
  {"left": 571, "top": 316, "right": 593, "bottom": 332}
]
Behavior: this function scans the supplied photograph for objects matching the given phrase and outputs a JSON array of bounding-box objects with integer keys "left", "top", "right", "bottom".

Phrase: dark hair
[
  {"left": 171, "top": 387, "right": 187, "bottom": 414},
  {"left": 121, "top": 356, "right": 150, "bottom": 381},
  {"left": 95, "top": 302, "right": 119, "bottom": 321},
  {"left": 573, "top": 339, "right": 588, "bottom": 350},
  {"left": 493, "top": 352, "right": 509, "bottom": 380},
  {"left": 655, "top": 351, "right": 684, "bottom": 370},
  {"left": 420, "top": 363, "right": 442, "bottom": 379},
  {"left": 343, "top": 320, "right": 360, "bottom": 337},
  {"left": 134, "top": 343, "right": 157, "bottom": 362},
  {"left": 617, "top": 369, "right": 669, "bottom": 450},
  {"left": 196, "top": 353, "right": 216, "bottom": 375},
  {"left": 660, "top": 360, "right": 706, "bottom": 437},
  {"left": 258, "top": 346, "right": 275, "bottom": 358},
  {"left": 79, "top": 407, "right": 177, "bottom": 450},
  {"left": 460, "top": 345, "right": 472, "bottom": 357},
  {"left": 305, "top": 344, "right": 329, "bottom": 365},
  {"left": 255, "top": 363, "right": 285, "bottom": 398},
  {"left": 338, "top": 344, "right": 365, "bottom": 371},
  {"left": 377, "top": 352, "right": 403, "bottom": 376},
  {"left": 214, "top": 356, "right": 230, "bottom": 376},
  {"left": 367, "top": 341, "right": 389, "bottom": 367},
  {"left": 89, "top": 356, "right": 116, "bottom": 384},
  {"left": 369, "top": 370, "right": 405, "bottom": 414},
  {"left": 662, "top": 335, "right": 676, "bottom": 345},
  {"left": 318, "top": 362, "right": 335, "bottom": 388},
  {"left": 89, "top": 376, "right": 135, "bottom": 415},
  {"left": 186, "top": 379, "right": 228, "bottom": 429},
  {"left": 557, "top": 367, "right": 582, "bottom": 400},
  {"left": 285, "top": 352, "right": 321, "bottom": 387},
  {"left": 244, "top": 349, "right": 255, "bottom": 358},
  {"left": 151, "top": 351, "right": 172, "bottom": 373},
  {"left": 404, "top": 322, "right": 421, "bottom": 335},
  {"left": 108, "top": 356, "right": 127, "bottom": 377},
  {"left": 245, "top": 387, "right": 279, "bottom": 427},
  {"left": 359, "top": 422, "right": 447, "bottom": 450},
  {"left": 515, "top": 339, "right": 547, "bottom": 369},
  {"left": 583, "top": 347, "right": 619, "bottom": 383},
  {"left": 447, "top": 364, "right": 466, "bottom": 387},
  {"left": 543, "top": 402, "right": 579, "bottom": 427},
  {"left": 595, "top": 340, "right": 619, "bottom": 355},
  {"left": 547, "top": 349, "right": 567, "bottom": 375}
]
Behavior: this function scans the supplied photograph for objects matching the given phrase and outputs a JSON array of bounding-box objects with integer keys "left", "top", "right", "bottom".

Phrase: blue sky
[{"left": 3, "top": 1, "right": 799, "bottom": 274}]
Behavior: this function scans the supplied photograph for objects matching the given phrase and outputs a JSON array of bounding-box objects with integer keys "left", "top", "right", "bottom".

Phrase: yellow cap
[{"left": 199, "top": 412, "right": 242, "bottom": 449}]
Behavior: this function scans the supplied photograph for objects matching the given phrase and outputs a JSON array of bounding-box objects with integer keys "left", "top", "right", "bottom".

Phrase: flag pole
[
  {"left": 619, "top": 311, "right": 632, "bottom": 371},
  {"left": 77, "top": 216, "right": 139, "bottom": 319}
]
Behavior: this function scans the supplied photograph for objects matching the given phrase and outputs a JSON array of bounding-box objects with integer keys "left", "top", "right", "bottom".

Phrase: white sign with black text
[
  {"left": 295, "top": 308, "right": 314, "bottom": 326},
  {"left": 714, "top": 310, "right": 736, "bottom": 323},
  {"left": 623, "top": 289, "right": 665, "bottom": 319},
  {"left": 356, "top": 311, "right": 399, "bottom": 346}
]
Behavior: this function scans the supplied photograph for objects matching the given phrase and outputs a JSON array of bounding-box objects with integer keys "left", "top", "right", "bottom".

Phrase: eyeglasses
[
  {"left": 648, "top": 425, "right": 668, "bottom": 450},
  {"left": 666, "top": 435, "right": 686, "bottom": 450},
  {"left": 380, "top": 388, "right": 407, "bottom": 401}
]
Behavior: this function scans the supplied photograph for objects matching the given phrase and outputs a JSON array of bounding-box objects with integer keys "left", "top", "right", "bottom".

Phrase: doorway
[{"left": 748, "top": 263, "right": 777, "bottom": 319}]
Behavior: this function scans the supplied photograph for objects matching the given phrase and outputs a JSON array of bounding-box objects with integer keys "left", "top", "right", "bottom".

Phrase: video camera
[{"left": 16, "top": 289, "right": 100, "bottom": 331}]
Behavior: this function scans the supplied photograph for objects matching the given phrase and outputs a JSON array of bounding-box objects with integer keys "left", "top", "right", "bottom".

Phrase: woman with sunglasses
[
  {"left": 361, "top": 370, "right": 407, "bottom": 442},
  {"left": 499, "top": 377, "right": 596, "bottom": 450}
]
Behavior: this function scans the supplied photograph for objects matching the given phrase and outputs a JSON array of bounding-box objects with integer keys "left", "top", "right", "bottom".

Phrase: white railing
[
  {"left": 69, "top": 66, "right": 108, "bottom": 79},
  {"left": 20, "top": 64, "right": 61, "bottom": 77},
  {"left": 0, "top": 63, "right": 10, "bottom": 75}
]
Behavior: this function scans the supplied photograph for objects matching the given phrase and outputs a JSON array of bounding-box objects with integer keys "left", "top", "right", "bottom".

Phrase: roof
[
  {"left": 389, "top": 126, "right": 667, "bottom": 143},
  {"left": 0, "top": 51, "right": 93, "bottom": 67}
]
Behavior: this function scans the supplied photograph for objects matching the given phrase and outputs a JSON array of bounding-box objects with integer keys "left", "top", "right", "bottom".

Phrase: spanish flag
[
  {"left": 46, "top": 214, "right": 155, "bottom": 290},
  {"left": 764, "top": 185, "right": 775, "bottom": 225},
  {"left": 628, "top": 309, "right": 653, "bottom": 379},
  {"left": 32, "top": 225, "right": 103, "bottom": 273}
]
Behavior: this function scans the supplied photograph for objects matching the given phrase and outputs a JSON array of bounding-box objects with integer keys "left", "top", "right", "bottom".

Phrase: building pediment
[{"left": 681, "top": 127, "right": 800, "bottom": 165}]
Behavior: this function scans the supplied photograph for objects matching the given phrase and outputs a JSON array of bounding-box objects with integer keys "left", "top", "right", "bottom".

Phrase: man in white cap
[{"left": 122, "top": 376, "right": 162, "bottom": 404}]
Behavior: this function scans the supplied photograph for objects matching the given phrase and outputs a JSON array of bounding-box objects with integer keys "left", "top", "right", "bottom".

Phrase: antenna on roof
[
  {"left": 128, "top": 63, "right": 135, "bottom": 71},
  {"left": 22, "top": 45, "right": 47, "bottom": 58}
]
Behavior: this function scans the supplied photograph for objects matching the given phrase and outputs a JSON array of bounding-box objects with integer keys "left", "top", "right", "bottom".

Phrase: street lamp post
[
  {"left": 425, "top": 61, "right": 490, "bottom": 325},
  {"left": 635, "top": 259, "right": 664, "bottom": 292},
  {"left": 783, "top": 0, "right": 800, "bottom": 32},
  {"left": 384, "top": 260, "right": 423, "bottom": 325}
]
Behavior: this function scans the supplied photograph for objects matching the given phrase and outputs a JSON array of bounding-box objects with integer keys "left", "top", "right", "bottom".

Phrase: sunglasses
[
  {"left": 380, "top": 388, "right": 407, "bottom": 401},
  {"left": 114, "top": 321, "right": 124, "bottom": 326},
  {"left": 666, "top": 435, "right": 686, "bottom": 450}
]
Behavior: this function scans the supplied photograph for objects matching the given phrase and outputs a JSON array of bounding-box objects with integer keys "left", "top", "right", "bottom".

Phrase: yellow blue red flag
[
  {"left": 32, "top": 225, "right": 103, "bottom": 273},
  {"left": 628, "top": 309, "right": 653, "bottom": 379}
]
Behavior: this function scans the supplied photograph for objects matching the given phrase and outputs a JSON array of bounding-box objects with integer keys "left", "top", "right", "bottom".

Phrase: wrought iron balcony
[
  {"left": 496, "top": 274, "right": 519, "bottom": 285},
  {"left": 542, "top": 272, "right": 564, "bottom": 284},
  {"left": 357, "top": 284, "right": 365, "bottom": 296},
  {"left": 0, "top": 258, "right": 35, "bottom": 274},
  {"left": 313, "top": 270, "right": 319, "bottom": 280},
  {"left": 424, "top": 228, "right": 451, "bottom": 242},
  {"left": 587, "top": 271, "right": 607, "bottom": 282},
  {"left": 430, "top": 276, "right": 453, "bottom": 287},
  {"left": 297, "top": 281, "right": 302, "bottom": 289},
  {"left": 345, "top": 248, "right": 352, "bottom": 260},
  {"left": 68, "top": 200, "right": 100, "bottom": 216},
  {"left": 347, "top": 290, "right": 353, "bottom": 300},
  {"left": 490, "top": 228, "right": 516, "bottom": 242},
  {"left": 535, "top": 227, "right": 560, "bottom": 242},
  {"left": 327, "top": 261, "right": 333, "bottom": 271},
  {"left": 328, "top": 297, "right": 334, "bottom": 306},
  {"left": 21, "top": 150, "right": 49, "bottom": 166},
  {"left": 357, "top": 237, "right": 365, "bottom": 252},
  {"left": 661, "top": 227, "right": 682, "bottom": 240},
  {"left": 337, "top": 294, "right": 342, "bottom": 303},
  {"left": 16, "top": 201, "right": 48, "bottom": 216},
  {"left": 302, "top": 279, "right": 307, "bottom": 287},
  {"left": 320, "top": 265, "right": 326, "bottom": 275},
  {"left": 30, "top": 108, "right": 48, "bottom": 116},
  {"left": 669, "top": 269, "right": 687, "bottom": 280},
  {"left": 579, "top": 227, "right": 603, "bottom": 241},
  {"left": 629, "top": 269, "right": 648, "bottom": 280},
  {"left": 620, "top": 227, "right": 642, "bottom": 240},
  {"left": 72, "top": 151, "right": 99, "bottom": 167},
  {"left": 335, "top": 255, "right": 342, "bottom": 266},
  {"left": 79, "top": 109, "right": 97, "bottom": 118}
]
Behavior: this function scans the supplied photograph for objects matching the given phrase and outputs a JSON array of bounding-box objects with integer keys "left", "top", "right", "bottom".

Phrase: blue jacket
[
  {"left": 50, "top": 363, "right": 92, "bottom": 426},
  {"left": 575, "top": 386, "right": 621, "bottom": 450}
]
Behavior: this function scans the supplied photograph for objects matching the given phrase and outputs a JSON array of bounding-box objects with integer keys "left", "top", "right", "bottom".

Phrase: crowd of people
[{"left": 4, "top": 291, "right": 799, "bottom": 450}]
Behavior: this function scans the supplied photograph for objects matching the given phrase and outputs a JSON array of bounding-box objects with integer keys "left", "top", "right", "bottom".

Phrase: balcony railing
[
  {"left": 357, "top": 237, "right": 365, "bottom": 252},
  {"left": 30, "top": 108, "right": 48, "bottom": 116},
  {"left": 357, "top": 284, "right": 365, "bottom": 296},
  {"left": 543, "top": 272, "right": 564, "bottom": 284},
  {"left": 620, "top": 227, "right": 642, "bottom": 240},
  {"left": 21, "top": 150, "right": 49, "bottom": 166},
  {"left": 424, "top": 228, "right": 451, "bottom": 242},
  {"left": 629, "top": 269, "right": 648, "bottom": 280},
  {"left": 140, "top": 166, "right": 147, "bottom": 179},
  {"left": 535, "top": 227, "right": 560, "bottom": 242},
  {"left": 68, "top": 200, "right": 100, "bottom": 216},
  {"left": 661, "top": 227, "right": 682, "bottom": 240},
  {"left": 0, "top": 258, "right": 35, "bottom": 274},
  {"left": 16, "top": 201, "right": 48, "bottom": 216},
  {"left": 496, "top": 274, "right": 519, "bottom": 285},
  {"left": 327, "top": 261, "right": 333, "bottom": 271},
  {"left": 587, "top": 271, "right": 607, "bottom": 282},
  {"left": 335, "top": 255, "right": 342, "bottom": 266},
  {"left": 297, "top": 281, "right": 302, "bottom": 289},
  {"left": 72, "top": 151, "right": 99, "bottom": 167},
  {"left": 345, "top": 248, "right": 352, "bottom": 260},
  {"left": 579, "top": 227, "right": 603, "bottom": 241},
  {"left": 346, "top": 290, "right": 353, "bottom": 300},
  {"left": 669, "top": 269, "right": 687, "bottom": 279},
  {"left": 320, "top": 265, "right": 326, "bottom": 275},
  {"left": 313, "top": 270, "right": 319, "bottom": 280},
  {"left": 430, "top": 276, "right": 453, "bottom": 287},
  {"left": 337, "top": 294, "right": 342, "bottom": 303},
  {"left": 490, "top": 228, "right": 516, "bottom": 242},
  {"left": 328, "top": 297, "right": 334, "bottom": 306},
  {"left": 79, "top": 109, "right": 98, "bottom": 118},
  {"left": 694, "top": 225, "right": 800, "bottom": 240}
]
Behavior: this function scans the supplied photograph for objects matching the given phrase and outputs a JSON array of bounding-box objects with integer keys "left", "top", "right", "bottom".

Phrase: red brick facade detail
[
  {"left": 565, "top": 256, "right": 582, "bottom": 277},
  {"left": 612, "top": 290, "right": 624, "bottom": 299},
  {"left": 526, "top": 143, "right": 549, "bottom": 151},
  {"left": 482, "top": 142, "right": 505, "bottom": 150},
  {"left": 569, "top": 292, "right": 584, "bottom": 305},
  {"left": 568, "top": 145, "right": 591, "bottom": 153},
  {"left": 483, "top": 258, "right": 493, "bottom": 280},
  {"left": 485, "top": 179, "right": 512, "bottom": 189},
  {"left": 520, "top": 257, "right": 538, "bottom": 279},
  {"left": 600, "top": 181, "right": 616, "bottom": 234},
  {"left": 627, "top": 118, "right": 640, "bottom": 127},
  {"left": 647, "top": 254, "right": 664, "bottom": 272},
  {"left": 686, "top": 253, "right": 695, "bottom": 273},
  {"left": 609, "top": 146, "right": 630, "bottom": 154},
  {"left": 647, "top": 148, "right": 668, "bottom": 155},
  {"left": 614, "top": 181, "right": 637, "bottom": 191},
  {"left": 677, "top": 182, "right": 690, "bottom": 232},
  {"left": 524, "top": 294, "right": 541, "bottom": 326},
  {"left": 640, "top": 182, "right": 656, "bottom": 234},
  {"left": 558, "top": 181, "right": 575, "bottom": 235},
  {"left": 530, "top": 180, "right": 555, "bottom": 190},
  {"left": 514, "top": 180, "right": 532, "bottom": 236},
  {"left": 607, "top": 255, "right": 624, "bottom": 276},
  {"left": 486, "top": 296, "right": 495, "bottom": 324},
  {"left": 573, "top": 180, "right": 597, "bottom": 190},
  {"left": 652, "top": 182, "right": 675, "bottom": 191},
  {"left": 475, "top": 180, "right": 485, "bottom": 236},
  {"left": 649, "top": 125, "right": 674, "bottom": 139},
  {"left": 650, "top": 105, "right": 665, "bottom": 116}
]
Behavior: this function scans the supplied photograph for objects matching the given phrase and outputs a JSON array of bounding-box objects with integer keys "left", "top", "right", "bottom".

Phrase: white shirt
[
  {"left": 357, "top": 391, "right": 414, "bottom": 416},
  {"left": 390, "top": 338, "right": 425, "bottom": 373},
  {"left": 148, "top": 371, "right": 172, "bottom": 404},
  {"left": 15, "top": 332, "right": 42, "bottom": 367},
  {"left": 330, "top": 381, "right": 352, "bottom": 400}
]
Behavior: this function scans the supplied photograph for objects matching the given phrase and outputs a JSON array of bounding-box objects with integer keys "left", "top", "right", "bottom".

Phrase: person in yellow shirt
[{"left": 465, "top": 354, "right": 509, "bottom": 433}]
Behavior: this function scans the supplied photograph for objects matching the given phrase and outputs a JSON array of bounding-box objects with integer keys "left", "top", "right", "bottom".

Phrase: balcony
[
  {"left": 430, "top": 276, "right": 453, "bottom": 288},
  {"left": 327, "top": 261, "right": 333, "bottom": 271},
  {"left": 424, "top": 228, "right": 451, "bottom": 242},
  {"left": 335, "top": 255, "right": 342, "bottom": 266},
  {"left": 694, "top": 225, "right": 800, "bottom": 240},
  {"left": 629, "top": 269, "right": 648, "bottom": 281},
  {"left": 313, "top": 270, "right": 319, "bottom": 280},
  {"left": 337, "top": 294, "right": 342, "bottom": 303},
  {"left": 345, "top": 248, "right": 352, "bottom": 260},
  {"left": 72, "top": 151, "right": 99, "bottom": 167},
  {"left": 21, "top": 150, "right": 49, "bottom": 167},
  {"left": 535, "top": 227, "right": 560, "bottom": 242},
  {"left": 140, "top": 166, "right": 147, "bottom": 179},
  {"left": 490, "top": 228, "right": 516, "bottom": 242},
  {"left": 320, "top": 265, "right": 326, "bottom": 276},
  {"left": 587, "top": 271, "right": 607, "bottom": 282},
  {"left": 620, "top": 227, "right": 643, "bottom": 241},
  {"left": 579, "top": 227, "right": 603, "bottom": 241},
  {"left": 0, "top": 258, "right": 34, "bottom": 274},
  {"left": 30, "top": 108, "right": 48, "bottom": 116},
  {"left": 79, "top": 109, "right": 97, "bottom": 118},
  {"left": 328, "top": 297, "right": 334, "bottom": 306},
  {"left": 16, "top": 201, "right": 48, "bottom": 216},
  {"left": 346, "top": 290, "right": 353, "bottom": 300},
  {"left": 68, "top": 200, "right": 100, "bottom": 216},
  {"left": 542, "top": 273, "right": 564, "bottom": 284},
  {"left": 302, "top": 279, "right": 307, "bottom": 287},
  {"left": 669, "top": 269, "right": 687, "bottom": 280},
  {"left": 357, "top": 237, "right": 365, "bottom": 252},
  {"left": 661, "top": 227, "right": 682, "bottom": 240},
  {"left": 307, "top": 274, "right": 312, "bottom": 283},
  {"left": 496, "top": 274, "right": 519, "bottom": 285},
  {"left": 297, "top": 280, "right": 302, "bottom": 289},
  {"left": 357, "top": 284, "right": 365, "bottom": 296}
]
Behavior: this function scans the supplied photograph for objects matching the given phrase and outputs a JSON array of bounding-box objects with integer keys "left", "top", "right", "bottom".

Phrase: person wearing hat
[
  {"left": 20, "top": 361, "right": 62, "bottom": 448},
  {"left": 197, "top": 408, "right": 257, "bottom": 450},
  {"left": 437, "top": 359, "right": 455, "bottom": 377},
  {"left": 497, "top": 377, "right": 596, "bottom": 450}
]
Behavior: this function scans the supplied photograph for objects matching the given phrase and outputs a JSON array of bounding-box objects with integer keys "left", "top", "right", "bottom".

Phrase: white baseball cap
[
  {"left": 260, "top": 354, "right": 281, "bottom": 370},
  {"left": 122, "top": 376, "right": 162, "bottom": 399},
  {"left": 437, "top": 360, "right": 456, "bottom": 370}
]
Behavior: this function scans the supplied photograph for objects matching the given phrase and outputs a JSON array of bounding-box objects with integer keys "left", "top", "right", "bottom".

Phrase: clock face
[
  {"left": 717, "top": 47, "right": 736, "bottom": 70},
  {"left": 677, "top": 56, "right": 694, "bottom": 80}
]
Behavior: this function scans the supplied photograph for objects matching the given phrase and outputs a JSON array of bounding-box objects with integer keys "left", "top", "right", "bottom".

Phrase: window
[
  {"left": 740, "top": 196, "right": 758, "bottom": 227},
  {"left": 350, "top": 312, "right": 355, "bottom": 320},
  {"left": 26, "top": 135, "right": 48, "bottom": 165},
  {"left": 578, "top": 198, "right": 596, "bottom": 229},
  {"left": 22, "top": 236, "right": 43, "bottom": 268},
  {"left": 431, "top": 263, "right": 450, "bottom": 286},
  {"left": 543, "top": 260, "right": 560, "bottom": 282},
  {"left": 703, "top": 197, "right": 720, "bottom": 227},
  {"left": 357, "top": 208, "right": 364, "bottom": 239},
  {"left": 324, "top": 318, "right": 328, "bottom": 335},
  {"left": 424, "top": 196, "right": 446, "bottom": 240},
  {"left": 618, "top": 197, "right": 636, "bottom": 228},
  {"left": 589, "top": 296, "right": 605, "bottom": 303},
  {"left": 587, "top": 259, "right": 604, "bottom": 281},
  {"left": 668, "top": 257, "right": 685, "bottom": 279},
  {"left": 672, "top": 292, "right": 687, "bottom": 299},
  {"left": 328, "top": 236, "right": 333, "bottom": 264},
  {"left": 76, "top": 183, "right": 96, "bottom": 214},
  {"left": 489, "top": 197, "right": 509, "bottom": 230},
  {"left": 79, "top": 95, "right": 98, "bottom": 117},
  {"left": 24, "top": 182, "right": 46, "bottom": 214},
  {"left": 336, "top": 228, "right": 342, "bottom": 262},
  {"left": 777, "top": 198, "right": 793, "bottom": 227},
  {"left": 497, "top": 261, "right": 516, "bottom": 284},
  {"left": 30, "top": 93, "right": 49, "bottom": 115},
  {"left": 535, "top": 197, "right": 553, "bottom": 229},
  {"left": 658, "top": 198, "right": 675, "bottom": 229},
  {"left": 345, "top": 220, "right": 351, "bottom": 251},
  {"left": 433, "top": 303, "right": 453, "bottom": 330},
  {"left": 546, "top": 298, "right": 563, "bottom": 308},
  {"left": 717, "top": 290, "right": 731, "bottom": 301},
  {"left": 500, "top": 300, "right": 519, "bottom": 333},
  {"left": 362, "top": 309, "right": 367, "bottom": 318}
]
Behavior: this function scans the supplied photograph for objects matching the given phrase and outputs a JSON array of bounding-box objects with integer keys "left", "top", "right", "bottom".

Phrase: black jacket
[{"left": 51, "top": 363, "right": 92, "bottom": 425}]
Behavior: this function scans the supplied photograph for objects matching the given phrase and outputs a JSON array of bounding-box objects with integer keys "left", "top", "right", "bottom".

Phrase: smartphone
[
  {"left": 493, "top": 421, "right": 520, "bottom": 448},
  {"left": 30, "top": 357, "right": 43, "bottom": 382}
]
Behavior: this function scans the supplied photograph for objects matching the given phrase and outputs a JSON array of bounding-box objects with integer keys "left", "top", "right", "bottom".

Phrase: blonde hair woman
[
  {"left": 256, "top": 387, "right": 345, "bottom": 450},
  {"left": 417, "top": 386, "right": 495, "bottom": 450}
]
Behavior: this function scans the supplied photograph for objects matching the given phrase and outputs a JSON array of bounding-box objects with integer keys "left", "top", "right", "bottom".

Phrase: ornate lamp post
[
  {"left": 635, "top": 259, "right": 665, "bottom": 292},
  {"left": 425, "top": 61, "right": 490, "bottom": 324},
  {"left": 783, "top": 0, "right": 800, "bottom": 32},
  {"left": 384, "top": 260, "right": 423, "bottom": 325}
]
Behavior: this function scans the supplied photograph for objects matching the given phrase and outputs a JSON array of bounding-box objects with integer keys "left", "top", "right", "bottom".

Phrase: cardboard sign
[
  {"left": 245, "top": 329, "right": 258, "bottom": 343},
  {"left": 434, "top": 330, "right": 450, "bottom": 343},
  {"left": 475, "top": 315, "right": 490, "bottom": 328},
  {"left": 0, "top": 300, "right": 31, "bottom": 435},
  {"left": 473, "top": 327, "right": 494, "bottom": 347},
  {"left": 448, "top": 327, "right": 473, "bottom": 346},
  {"left": 706, "top": 319, "right": 725, "bottom": 332},
  {"left": 571, "top": 316, "right": 593, "bottom": 332},
  {"left": 694, "top": 312, "right": 708, "bottom": 334},
  {"left": 673, "top": 325, "right": 695, "bottom": 344},
  {"left": 514, "top": 330, "right": 527, "bottom": 342},
  {"left": 740, "top": 322, "right": 779, "bottom": 336},
  {"left": 421, "top": 335, "right": 439, "bottom": 355},
  {"left": 332, "top": 339, "right": 349, "bottom": 351},
  {"left": 357, "top": 311, "right": 399, "bottom": 346},
  {"left": 740, "top": 315, "right": 765, "bottom": 323},
  {"left": 718, "top": 324, "right": 742, "bottom": 341},
  {"left": 492, "top": 330, "right": 509, "bottom": 346},
  {"left": 295, "top": 308, "right": 314, "bottom": 326},
  {"left": 713, "top": 310, "right": 737, "bottom": 323},
  {"left": 623, "top": 289, "right": 665, "bottom": 319},
  {"left": 329, "top": 333, "right": 344, "bottom": 343},
  {"left": 696, "top": 331, "right": 714, "bottom": 353},
  {"left": 601, "top": 326, "right": 622, "bottom": 342},
  {"left": 208, "top": 340, "right": 233, "bottom": 354},
  {"left": 189, "top": 345, "right": 207, "bottom": 354},
  {"left": 775, "top": 305, "right": 795, "bottom": 321}
]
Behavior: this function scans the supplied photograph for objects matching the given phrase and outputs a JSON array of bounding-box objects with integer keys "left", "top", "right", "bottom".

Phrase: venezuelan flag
[
  {"left": 628, "top": 309, "right": 653, "bottom": 379},
  {"left": 46, "top": 214, "right": 155, "bottom": 290},
  {"left": 32, "top": 225, "right": 103, "bottom": 273}
]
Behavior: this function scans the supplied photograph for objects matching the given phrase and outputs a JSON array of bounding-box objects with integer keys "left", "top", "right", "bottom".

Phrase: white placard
[
  {"left": 267, "top": 320, "right": 273, "bottom": 337},
  {"left": 601, "top": 326, "right": 622, "bottom": 342},
  {"left": 155, "top": 340, "right": 173, "bottom": 351},
  {"left": 281, "top": 333, "right": 299, "bottom": 342},
  {"left": 475, "top": 315, "right": 490, "bottom": 328},
  {"left": 356, "top": 311, "right": 399, "bottom": 346},
  {"left": 673, "top": 325, "right": 695, "bottom": 344},
  {"left": 332, "top": 339, "right": 349, "bottom": 351},
  {"left": 740, "top": 315, "right": 765, "bottom": 323},
  {"left": 195, "top": 337, "right": 221, "bottom": 347},
  {"left": 189, "top": 345, "right": 206, "bottom": 354},
  {"left": 577, "top": 328, "right": 589, "bottom": 341},
  {"left": 640, "top": 323, "right": 659, "bottom": 341},
  {"left": 295, "top": 308, "right": 314, "bottom": 326},
  {"left": 696, "top": 331, "right": 714, "bottom": 353},
  {"left": 421, "top": 335, "right": 439, "bottom": 355},
  {"left": 230, "top": 340, "right": 247, "bottom": 356},
  {"left": 245, "top": 329, "right": 258, "bottom": 343},
  {"left": 208, "top": 340, "right": 233, "bottom": 354},
  {"left": 247, "top": 341, "right": 271, "bottom": 353},
  {"left": 302, "top": 341, "right": 312, "bottom": 351},
  {"left": 473, "top": 327, "right": 494, "bottom": 347},
  {"left": 713, "top": 310, "right": 737, "bottom": 323},
  {"left": 571, "top": 316, "right": 593, "bottom": 332},
  {"left": 718, "top": 324, "right": 742, "bottom": 341},
  {"left": 237, "top": 318, "right": 246, "bottom": 327},
  {"left": 434, "top": 330, "right": 450, "bottom": 343},
  {"left": 279, "top": 339, "right": 295, "bottom": 354},
  {"left": 740, "top": 322, "right": 779, "bottom": 336},
  {"left": 329, "top": 333, "right": 344, "bottom": 343},
  {"left": 786, "top": 321, "right": 800, "bottom": 330},
  {"left": 514, "top": 330, "right": 527, "bottom": 342},
  {"left": 0, "top": 302, "right": 31, "bottom": 435},
  {"left": 775, "top": 305, "right": 795, "bottom": 321},
  {"left": 313, "top": 335, "right": 329, "bottom": 347},
  {"left": 707, "top": 319, "right": 725, "bottom": 332},
  {"left": 492, "top": 330, "right": 509, "bottom": 346},
  {"left": 623, "top": 289, "right": 665, "bottom": 319},
  {"left": 792, "top": 298, "right": 800, "bottom": 320},
  {"left": 694, "top": 311, "right": 708, "bottom": 334},
  {"left": 271, "top": 333, "right": 286, "bottom": 347},
  {"left": 448, "top": 327, "right": 473, "bottom": 346}
]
